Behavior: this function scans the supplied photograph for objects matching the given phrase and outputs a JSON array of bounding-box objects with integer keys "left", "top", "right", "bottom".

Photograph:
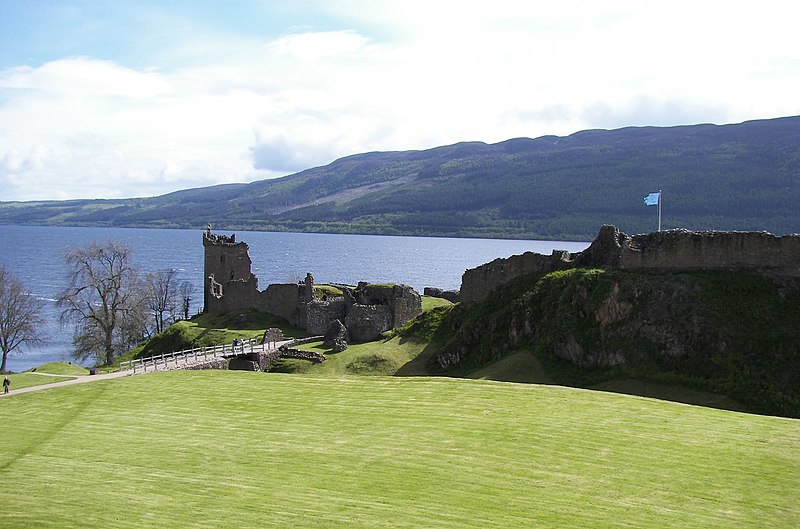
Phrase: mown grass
[{"left": 0, "top": 372, "right": 797, "bottom": 528}]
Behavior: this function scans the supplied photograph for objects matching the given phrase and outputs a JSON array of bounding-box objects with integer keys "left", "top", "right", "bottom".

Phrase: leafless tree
[
  {"left": 145, "top": 268, "right": 179, "bottom": 334},
  {"left": 57, "top": 241, "right": 145, "bottom": 365},
  {"left": 0, "top": 266, "right": 47, "bottom": 373},
  {"left": 178, "top": 280, "right": 194, "bottom": 320}
]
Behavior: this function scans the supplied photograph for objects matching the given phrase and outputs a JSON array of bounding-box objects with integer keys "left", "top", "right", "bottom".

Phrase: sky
[{"left": 1, "top": 0, "right": 798, "bottom": 201}]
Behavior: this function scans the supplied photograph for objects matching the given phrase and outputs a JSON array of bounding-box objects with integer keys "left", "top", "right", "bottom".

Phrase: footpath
[{"left": 2, "top": 370, "right": 134, "bottom": 397}]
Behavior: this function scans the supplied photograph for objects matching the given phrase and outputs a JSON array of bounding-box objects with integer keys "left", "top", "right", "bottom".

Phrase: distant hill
[{"left": 2, "top": 116, "right": 799, "bottom": 240}]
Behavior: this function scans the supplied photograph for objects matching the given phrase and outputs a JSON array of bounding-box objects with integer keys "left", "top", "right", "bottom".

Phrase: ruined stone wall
[
  {"left": 354, "top": 284, "right": 422, "bottom": 327},
  {"left": 618, "top": 229, "right": 800, "bottom": 275},
  {"left": 389, "top": 285, "right": 423, "bottom": 327},
  {"left": 346, "top": 304, "right": 393, "bottom": 341},
  {"left": 263, "top": 283, "right": 304, "bottom": 327},
  {"left": 424, "top": 287, "right": 460, "bottom": 303},
  {"left": 201, "top": 229, "right": 423, "bottom": 339},
  {"left": 460, "top": 225, "right": 800, "bottom": 306},
  {"left": 306, "top": 300, "right": 348, "bottom": 335},
  {"left": 206, "top": 278, "right": 267, "bottom": 314},
  {"left": 460, "top": 250, "right": 574, "bottom": 306}
]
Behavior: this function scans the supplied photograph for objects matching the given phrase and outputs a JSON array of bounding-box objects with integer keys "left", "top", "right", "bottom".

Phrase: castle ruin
[
  {"left": 203, "top": 228, "right": 422, "bottom": 340},
  {"left": 460, "top": 225, "right": 800, "bottom": 306}
]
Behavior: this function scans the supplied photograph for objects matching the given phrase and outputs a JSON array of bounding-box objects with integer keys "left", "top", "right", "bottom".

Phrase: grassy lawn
[{"left": 0, "top": 371, "right": 797, "bottom": 528}]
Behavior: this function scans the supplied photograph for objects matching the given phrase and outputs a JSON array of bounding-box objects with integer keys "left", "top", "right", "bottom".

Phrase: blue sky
[{"left": 1, "top": 0, "right": 799, "bottom": 201}]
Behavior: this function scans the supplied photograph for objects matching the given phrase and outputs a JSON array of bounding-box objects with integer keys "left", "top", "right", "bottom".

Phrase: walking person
[{"left": 3, "top": 376, "right": 10, "bottom": 394}]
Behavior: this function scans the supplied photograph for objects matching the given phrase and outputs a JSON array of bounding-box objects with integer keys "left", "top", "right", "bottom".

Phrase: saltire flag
[{"left": 643, "top": 192, "right": 660, "bottom": 206}]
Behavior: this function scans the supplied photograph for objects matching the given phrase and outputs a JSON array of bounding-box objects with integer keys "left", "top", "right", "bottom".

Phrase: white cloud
[
  {"left": 1, "top": 1, "right": 799, "bottom": 201},
  {"left": 0, "top": 58, "right": 169, "bottom": 98},
  {"left": 266, "top": 29, "right": 375, "bottom": 59}
]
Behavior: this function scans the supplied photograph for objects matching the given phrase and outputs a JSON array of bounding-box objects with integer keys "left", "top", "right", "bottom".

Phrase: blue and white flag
[{"left": 643, "top": 192, "right": 660, "bottom": 206}]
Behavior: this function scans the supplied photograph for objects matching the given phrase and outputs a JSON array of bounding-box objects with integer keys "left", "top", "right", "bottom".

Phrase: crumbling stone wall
[
  {"left": 424, "top": 287, "right": 460, "bottom": 303},
  {"left": 389, "top": 285, "right": 423, "bottom": 327},
  {"left": 263, "top": 283, "right": 304, "bottom": 327},
  {"left": 202, "top": 228, "right": 423, "bottom": 341},
  {"left": 346, "top": 304, "right": 393, "bottom": 341},
  {"left": 618, "top": 229, "right": 800, "bottom": 274},
  {"left": 354, "top": 283, "right": 422, "bottom": 328},
  {"left": 461, "top": 224, "right": 800, "bottom": 306},
  {"left": 460, "top": 250, "right": 574, "bottom": 306},
  {"left": 203, "top": 230, "right": 261, "bottom": 314},
  {"left": 306, "top": 300, "right": 348, "bottom": 335}
]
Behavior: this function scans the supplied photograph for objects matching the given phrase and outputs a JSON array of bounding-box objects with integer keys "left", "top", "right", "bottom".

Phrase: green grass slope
[
  {"left": 27, "top": 361, "right": 89, "bottom": 376},
  {"left": 273, "top": 300, "right": 453, "bottom": 376},
  {"left": 125, "top": 309, "right": 306, "bottom": 361},
  {"left": 0, "top": 372, "right": 797, "bottom": 528}
]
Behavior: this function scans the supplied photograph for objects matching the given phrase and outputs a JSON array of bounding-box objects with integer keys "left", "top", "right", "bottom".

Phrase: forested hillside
[{"left": 2, "top": 116, "right": 798, "bottom": 240}]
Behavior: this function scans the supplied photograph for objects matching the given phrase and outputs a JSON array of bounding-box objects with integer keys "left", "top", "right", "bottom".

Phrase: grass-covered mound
[
  {"left": 27, "top": 361, "right": 89, "bottom": 376},
  {"left": 0, "top": 372, "right": 797, "bottom": 528},
  {"left": 270, "top": 335, "right": 432, "bottom": 376},
  {"left": 126, "top": 308, "right": 306, "bottom": 361},
  {"left": 434, "top": 268, "right": 800, "bottom": 418}
]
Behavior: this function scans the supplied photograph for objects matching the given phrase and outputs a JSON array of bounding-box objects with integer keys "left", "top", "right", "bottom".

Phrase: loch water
[{"left": 0, "top": 225, "right": 589, "bottom": 372}]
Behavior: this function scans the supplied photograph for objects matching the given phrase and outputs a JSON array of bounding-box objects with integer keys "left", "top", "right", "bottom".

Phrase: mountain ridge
[{"left": 2, "top": 115, "right": 799, "bottom": 240}]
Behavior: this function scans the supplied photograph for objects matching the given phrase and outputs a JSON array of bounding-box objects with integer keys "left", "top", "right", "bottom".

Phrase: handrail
[{"left": 120, "top": 336, "right": 271, "bottom": 374}]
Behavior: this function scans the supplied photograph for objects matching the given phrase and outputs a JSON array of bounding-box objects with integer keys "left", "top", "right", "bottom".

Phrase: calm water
[{"left": 0, "top": 225, "right": 588, "bottom": 372}]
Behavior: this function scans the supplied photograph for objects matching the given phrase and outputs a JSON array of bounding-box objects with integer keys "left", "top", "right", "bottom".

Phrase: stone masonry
[
  {"left": 461, "top": 224, "right": 800, "bottom": 306},
  {"left": 202, "top": 228, "right": 422, "bottom": 341}
]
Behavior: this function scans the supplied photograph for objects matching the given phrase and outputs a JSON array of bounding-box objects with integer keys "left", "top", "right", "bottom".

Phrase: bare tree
[
  {"left": 57, "top": 241, "right": 145, "bottom": 365},
  {"left": 0, "top": 266, "right": 47, "bottom": 373},
  {"left": 145, "top": 268, "right": 179, "bottom": 334},
  {"left": 178, "top": 280, "right": 194, "bottom": 320}
]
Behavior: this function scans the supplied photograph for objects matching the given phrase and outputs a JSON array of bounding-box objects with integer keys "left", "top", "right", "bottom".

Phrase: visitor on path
[{"left": 3, "top": 376, "right": 10, "bottom": 394}]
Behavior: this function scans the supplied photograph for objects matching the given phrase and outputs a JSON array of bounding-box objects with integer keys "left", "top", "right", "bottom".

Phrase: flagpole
[{"left": 658, "top": 189, "right": 662, "bottom": 232}]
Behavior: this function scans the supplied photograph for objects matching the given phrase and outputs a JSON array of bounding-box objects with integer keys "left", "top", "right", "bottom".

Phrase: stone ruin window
[
  {"left": 220, "top": 255, "right": 226, "bottom": 264},
  {"left": 208, "top": 276, "right": 223, "bottom": 299}
]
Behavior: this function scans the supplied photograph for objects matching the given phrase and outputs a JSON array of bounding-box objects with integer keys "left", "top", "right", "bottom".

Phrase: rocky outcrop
[
  {"left": 433, "top": 266, "right": 800, "bottom": 417},
  {"left": 323, "top": 319, "right": 349, "bottom": 352}
]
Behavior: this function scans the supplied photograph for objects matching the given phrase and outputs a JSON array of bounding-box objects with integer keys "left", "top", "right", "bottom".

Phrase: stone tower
[{"left": 203, "top": 227, "right": 259, "bottom": 313}]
